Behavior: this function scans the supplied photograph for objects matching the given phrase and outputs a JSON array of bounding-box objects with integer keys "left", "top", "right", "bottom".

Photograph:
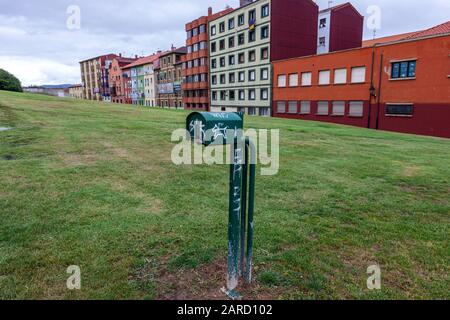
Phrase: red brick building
[
  {"left": 273, "top": 21, "right": 450, "bottom": 138},
  {"left": 109, "top": 56, "right": 138, "bottom": 104},
  {"left": 182, "top": 7, "right": 233, "bottom": 111}
]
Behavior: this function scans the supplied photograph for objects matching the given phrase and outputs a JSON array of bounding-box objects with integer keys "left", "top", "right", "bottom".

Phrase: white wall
[{"left": 317, "top": 11, "right": 331, "bottom": 54}]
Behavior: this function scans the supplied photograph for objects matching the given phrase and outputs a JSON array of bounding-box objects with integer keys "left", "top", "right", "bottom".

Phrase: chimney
[
  {"left": 171, "top": 44, "right": 175, "bottom": 50},
  {"left": 119, "top": 53, "right": 122, "bottom": 57},
  {"left": 135, "top": 55, "right": 138, "bottom": 59},
  {"left": 208, "top": 7, "right": 213, "bottom": 16},
  {"left": 240, "top": 0, "right": 253, "bottom": 7}
]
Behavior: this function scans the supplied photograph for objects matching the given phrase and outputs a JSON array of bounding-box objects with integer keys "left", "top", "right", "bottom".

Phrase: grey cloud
[{"left": 0, "top": 0, "right": 448, "bottom": 86}]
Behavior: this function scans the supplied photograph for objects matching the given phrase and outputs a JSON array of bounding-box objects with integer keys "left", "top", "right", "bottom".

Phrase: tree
[{"left": 0, "top": 69, "right": 23, "bottom": 92}]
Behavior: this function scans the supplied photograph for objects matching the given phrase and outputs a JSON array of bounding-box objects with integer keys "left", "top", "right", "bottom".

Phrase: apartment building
[
  {"left": 317, "top": 3, "right": 363, "bottom": 55},
  {"left": 69, "top": 84, "right": 83, "bottom": 99},
  {"left": 155, "top": 46, "right": 186, "bottom": 108},
  {"left": 209, "top": 0, "right": 319, "bottom": 116},
  {"left": 144, "top": 60, "right": 158, "bottom": 107},
  {"left": 122, "top": 53, "right": 161, "bottom": 106},
  {"left": 79, "top": 54, "right": 118, "bottom": 101},
  {"left": 109, "top": 56, "right": 138, "bottom": 104},
  {"left": 182, "top": 7, "right": 234, "bottom": 111},
  {"left": 273, "top": 21, "right": 450, "bottom": 138}
]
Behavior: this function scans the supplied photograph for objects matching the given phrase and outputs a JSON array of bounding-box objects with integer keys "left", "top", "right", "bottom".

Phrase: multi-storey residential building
[
  {"left": 209, "top": 0, "right": 319, "bottom": 116},
  {"left": 109, "top": 55, "right": 138, "bottom": 104},
  {"left": 143, "top": 58, "right": 160, "bottom": 107},
  {"left": 182, "top": 7, "right": 234, "bottom": 111},
  {"left": 155, "top": 46, "right": 187, "bottom": 108},
  {"left": 317, "top": 3, "right": 363, "bottom": 55},
  {"left": 123, "top": 68, "right": 133, "bottom": 104},
  {"left": 69, "top": 84, "right": 83, "bottom": 99},
  {"left": 79, "top": 54, "right": 119, "bottom": 101},
  {"left": 122, "top": 53, "right": 161, "bottom": 106},
  {"left": 272, "top": 21, "right": 450, "bottom": 138}
]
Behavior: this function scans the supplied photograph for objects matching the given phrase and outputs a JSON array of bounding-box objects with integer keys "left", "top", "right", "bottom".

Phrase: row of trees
[{"left": 0, "top": 69, "right": 23, "bottom": 92}]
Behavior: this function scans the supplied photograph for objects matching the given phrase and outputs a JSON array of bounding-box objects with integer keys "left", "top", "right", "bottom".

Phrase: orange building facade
[
  {"left": 273, "top": 33, "right": 450, "bottom": 138},
  {"left": 182, "top": 7, "right": 233, "bottom": 111}
]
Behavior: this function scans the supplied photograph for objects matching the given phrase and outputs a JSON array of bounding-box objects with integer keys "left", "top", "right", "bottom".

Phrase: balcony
[
  {"left": 182, "top": 81, "right": 209, "bottom": 90},
  {"left": 184, "top": 96, "right": 209, "bottom": 104}
]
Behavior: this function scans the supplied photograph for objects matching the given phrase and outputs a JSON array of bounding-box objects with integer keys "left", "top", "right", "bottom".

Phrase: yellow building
[
  {"left": 69, "top": 84, "right": 83, "bottom": 99},
  {"left": 79, "top": 54, "right": 118, "bottom": 101}
]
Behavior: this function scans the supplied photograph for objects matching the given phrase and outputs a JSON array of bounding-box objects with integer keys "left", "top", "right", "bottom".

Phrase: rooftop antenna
[{"left": 373, "top": 29, "right": 377, "bottom": 40}]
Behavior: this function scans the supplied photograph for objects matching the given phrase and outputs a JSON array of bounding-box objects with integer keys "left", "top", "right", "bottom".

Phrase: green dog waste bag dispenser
[{"left": 186, "top": 112, "right": 256, "bottom": 299}]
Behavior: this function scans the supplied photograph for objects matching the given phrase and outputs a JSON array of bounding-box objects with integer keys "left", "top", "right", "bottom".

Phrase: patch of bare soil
[{"left": 153, "top": 258, "right": 283, "bottom": 300}]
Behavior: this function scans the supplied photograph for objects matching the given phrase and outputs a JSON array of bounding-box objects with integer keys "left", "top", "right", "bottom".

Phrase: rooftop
[
  {"left": 363, "top": 20, "right": 450, "bottom": 47},
  {"left": 404, "top": 20, "right": 450, "bottom": 39},
  {"left": 122, "top": 53, "right": 164, "bottom": 69}
]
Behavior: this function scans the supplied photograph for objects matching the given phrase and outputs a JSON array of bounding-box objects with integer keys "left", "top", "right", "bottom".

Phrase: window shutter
[
  {"left": 318, "top": 70, "right": 330, "bottom": 85},
  {"left": 334, "top": 69, "right": 347, "bottom": 84},
  {"left": 301, "top": 72, "right": 312, "bottom": 86},
  {"left": 317, "top": 101, "right": 329, "bottom": 115},
  {"left": 300, "top": 101, "right": 311, "bottom": 114},
  {"left": 349, "top": 101, "right": 364, "bottom": 117},
  {"left": 277, "top": 101, "right": 286, "bottom": 113},
  {"left": 332, "top": 101, "right": 345, "bottom": 115},
  {"left": 278, "top": 75, "right": 286, "bottom": 87},
  {"left": 289, "top": 74, "right": 298, "bottom": 87},
  {"left": 351, "top": 67, "right": 366, "bottom": 83}
]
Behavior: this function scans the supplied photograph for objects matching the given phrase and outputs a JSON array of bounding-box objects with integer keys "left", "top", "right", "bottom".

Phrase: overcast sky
[{"left": 0, "top": 0, "right": 448, "bottom": 86}]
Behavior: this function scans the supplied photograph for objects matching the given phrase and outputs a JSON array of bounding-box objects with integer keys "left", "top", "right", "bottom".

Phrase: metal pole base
[{"left": 221, "top": 287, "right": 243, "bottom": 300}]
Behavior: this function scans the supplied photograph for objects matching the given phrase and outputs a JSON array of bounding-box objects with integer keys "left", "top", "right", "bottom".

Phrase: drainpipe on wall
[
  {"left": 375, "top": 53, "right": 384, "bottom": 130},
  {"left": 368, "top": 46, "right": 376, "bottom": 129}
]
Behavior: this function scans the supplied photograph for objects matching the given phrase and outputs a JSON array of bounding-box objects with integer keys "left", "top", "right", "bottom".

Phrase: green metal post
[
  {"left": 227, "top": 138, "right": 243, "bottom": 294},
  {"left": 240, "top": 142, "right": 249, "bottom": 277},
  {"left": 245, "top": 137, "right": 256, "bottom": 283}
]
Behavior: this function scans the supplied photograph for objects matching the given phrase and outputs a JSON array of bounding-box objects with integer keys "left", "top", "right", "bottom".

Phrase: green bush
[{"left": 0, "top": 69, "right": 23, "bottom": 92}]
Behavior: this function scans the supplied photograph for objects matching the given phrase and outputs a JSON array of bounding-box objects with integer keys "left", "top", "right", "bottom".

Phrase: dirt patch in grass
[
  {"left": 134, "top": 257, "right": 283, "bottom": 300},
  {"left": 403, "top": 166, "right": 421, "bottom": 177},
  {"left": 101, "top": 142, "right": 131, "bottom": 159},
  {"left": 60, "top": 152, "right": 104, "bottom": 167}
]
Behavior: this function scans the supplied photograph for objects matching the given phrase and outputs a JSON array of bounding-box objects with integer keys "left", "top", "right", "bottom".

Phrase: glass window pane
[
  {"left": 408, "top": 61, "right": 416, "bottom": 77},
  {"left": 400, "top": 62, "right": 408, "bottom": 78},
  {"left": 392, "top": 63, "right": 400, "bottom": 78}
]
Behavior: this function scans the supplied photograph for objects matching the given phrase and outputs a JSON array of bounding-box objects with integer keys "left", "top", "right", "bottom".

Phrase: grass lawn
[{"left": 0, "top": 90, "right": 449, "bottom": 300}]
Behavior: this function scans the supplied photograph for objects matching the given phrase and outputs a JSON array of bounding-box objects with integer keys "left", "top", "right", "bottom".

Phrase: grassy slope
[{"left": 0, "top": 90, "right": 449, "bottom": 300}]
